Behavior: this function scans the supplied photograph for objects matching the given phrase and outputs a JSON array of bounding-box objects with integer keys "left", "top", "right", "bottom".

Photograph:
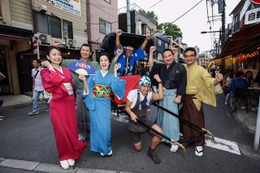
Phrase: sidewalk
[
  {"left": 0, "top": 157, "right": 129, "bottom": 173},
  {"left": 232, "top": 109, "right": 257, "bottom": 134},
  {"left": 1, "top": 94, "right": 32, "bottom": 110}
]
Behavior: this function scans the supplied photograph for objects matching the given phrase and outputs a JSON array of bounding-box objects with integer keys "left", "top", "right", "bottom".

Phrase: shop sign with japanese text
[
  {"left": 245, "top": 7, "right": 260, "bottom": 25},
  {"left": 37, "top": 0, "right": 81, "bottom": 16}
]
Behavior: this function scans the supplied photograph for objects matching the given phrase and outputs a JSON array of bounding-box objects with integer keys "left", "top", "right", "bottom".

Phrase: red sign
[
  {"left": 33, "top": 40, "right": 38, "bottom": 54},
  {"left": 251, "top": 0, "right": 260, "bottom": 4}
]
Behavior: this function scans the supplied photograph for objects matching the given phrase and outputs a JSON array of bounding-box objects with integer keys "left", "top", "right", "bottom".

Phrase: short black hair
[
  {"left": 97, "top": 52, "right": 112, "bottom": 64},
  {"left": 46, "top": 46, "right": 62, "bottom": 57},
  {"left": 80, "top": 43, "right": 92, "bottom": 52},
  {"left": 33, "top": 59, "right": 42, "bottom": 64},
  {"left": 235, "top": 71, "right": 244, "bottom": 78},
  {"left": 184, "top": 47, "right": 197, "bottom": 56},
  {"left": 162, "top": 49, "right": 174, "bottom": 56}
]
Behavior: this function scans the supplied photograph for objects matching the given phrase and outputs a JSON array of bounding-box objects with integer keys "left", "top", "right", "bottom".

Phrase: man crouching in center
[{"left": 125, "top": 75, "right": 164, "bottom": 164}]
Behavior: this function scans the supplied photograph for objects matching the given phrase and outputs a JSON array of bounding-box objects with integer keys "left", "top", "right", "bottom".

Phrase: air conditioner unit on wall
[
  {"left": 66, "top": 39, "right": 77, "bottom": 48},
  {"left": 35, "top": 33, "right": 51, "bottom": 45}
]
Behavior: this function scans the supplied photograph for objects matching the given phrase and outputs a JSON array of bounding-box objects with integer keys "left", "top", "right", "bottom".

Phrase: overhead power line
[
  {"left": 170, "top": 0, "right": 204, "bottom": 24},
  {"left": 147, "top": 0, "right": 164, "bottom": 10}
]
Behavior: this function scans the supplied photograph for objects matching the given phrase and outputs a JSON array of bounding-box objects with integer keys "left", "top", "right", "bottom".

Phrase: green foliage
[
  {"left": 137, "top": 10, "right": 182, "bottom": 40},
  {"left": 157, "top": 22, "right": 182, "bottom": 40},
  {"left": 146, "top": 11, "right": 158, "bottom": 22}
]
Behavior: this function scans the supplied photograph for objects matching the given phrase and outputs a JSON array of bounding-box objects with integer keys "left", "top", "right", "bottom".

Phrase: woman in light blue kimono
[{"left": 79, "top": 51, "right": 126, "bottom": 157}]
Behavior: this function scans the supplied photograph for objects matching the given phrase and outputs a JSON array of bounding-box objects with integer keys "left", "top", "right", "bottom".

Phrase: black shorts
[{"left": 129, "top": 118, "right": 154, "bottom": 144}]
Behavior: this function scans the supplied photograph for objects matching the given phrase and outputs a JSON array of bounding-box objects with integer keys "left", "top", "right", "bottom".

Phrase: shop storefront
[{"left": 216, "top": 23, "right": 260, "bottom": 74}]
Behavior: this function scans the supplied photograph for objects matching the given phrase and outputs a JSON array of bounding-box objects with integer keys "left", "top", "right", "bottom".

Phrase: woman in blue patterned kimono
[{"left": 79, "top": 51, "right": 126, "bottom": 157}]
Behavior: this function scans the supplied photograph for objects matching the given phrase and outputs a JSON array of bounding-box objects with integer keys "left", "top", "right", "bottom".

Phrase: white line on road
[{"left": 205, "top": 135, "right": 241, "bottom": 155}]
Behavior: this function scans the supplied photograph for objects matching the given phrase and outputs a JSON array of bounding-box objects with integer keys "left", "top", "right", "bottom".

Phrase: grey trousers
[{"left": 76, "top": 88, "right": 90, "bottom": 141}]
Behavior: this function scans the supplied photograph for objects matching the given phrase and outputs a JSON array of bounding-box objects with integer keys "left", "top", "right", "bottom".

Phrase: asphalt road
[{"left": 0, "top": 95, "right": 260, "bottom": 173}]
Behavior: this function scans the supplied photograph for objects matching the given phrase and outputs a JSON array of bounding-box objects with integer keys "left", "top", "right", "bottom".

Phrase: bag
[
  {"left": 34, "top": 70, "right": 39, "bottom": 78},
  {"left": 214, "top": 83, "right": 223, "bottom": 94}
]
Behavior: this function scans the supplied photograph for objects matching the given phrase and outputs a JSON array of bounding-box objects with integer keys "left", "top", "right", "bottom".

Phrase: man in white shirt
[
  {"left": 125, "top": 75, "right": 164, "bottom": 164},
  {"left": 28, "top": 59, "right": 45, "bottom": 116}
]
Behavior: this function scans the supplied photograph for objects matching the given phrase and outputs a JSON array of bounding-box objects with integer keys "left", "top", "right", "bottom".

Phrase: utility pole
[
  {"left": 221, "top": 0, "right": 226, "bottom": 72},
  {"left": 126, "top": 0, "right": 131, "bottom": 33},
  {"left": 221, "top": 0, "right": 226, "bottom": 50}
]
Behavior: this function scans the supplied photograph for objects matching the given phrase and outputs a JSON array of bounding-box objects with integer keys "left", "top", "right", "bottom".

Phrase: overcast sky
[{"left": 118, "top": 0, "right": 239, "bottom": 53}]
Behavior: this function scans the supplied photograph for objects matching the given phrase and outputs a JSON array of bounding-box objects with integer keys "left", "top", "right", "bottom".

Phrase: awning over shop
[
  {"left": 216, "top": 22, "right": 260, "bottom": 59},
  {"left": 0, "top": 34, "right": 30, "bottom": 41},
  {"left": 0, "top": 25, "right": 33, "bottom": 41}
]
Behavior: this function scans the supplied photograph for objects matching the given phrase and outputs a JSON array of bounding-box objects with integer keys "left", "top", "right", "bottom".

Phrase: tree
[
  {"left": 146, "top": 11, "right": 158, "bottom": 25},
  {"left": 138, "top": 10, "right": 158, "bottom": 25},
  {"left": 157, "top": 22, "right": 182, "bottom": 40}
]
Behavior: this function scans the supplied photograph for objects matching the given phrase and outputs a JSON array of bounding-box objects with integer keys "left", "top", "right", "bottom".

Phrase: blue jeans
[{"left": 32, "top": 89, "right": 44, "bottom": 112}]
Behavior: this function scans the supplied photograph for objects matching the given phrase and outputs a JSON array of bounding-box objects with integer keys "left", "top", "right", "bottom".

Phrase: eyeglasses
[{"left": 184, "top": 54, "right": 196, "bottom": 58}]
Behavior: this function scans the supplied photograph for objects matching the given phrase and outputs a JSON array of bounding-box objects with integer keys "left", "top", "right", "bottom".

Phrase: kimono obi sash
[{"left": 93, "top": 84, "right": 111, "bottom": 98}]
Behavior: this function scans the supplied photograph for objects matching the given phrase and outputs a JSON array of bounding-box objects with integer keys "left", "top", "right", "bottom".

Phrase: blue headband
[{"left": 139, "top": 76, "right": 151, "bottom": 87}]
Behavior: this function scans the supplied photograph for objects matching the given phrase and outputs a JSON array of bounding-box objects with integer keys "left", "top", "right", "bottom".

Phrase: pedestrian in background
[
  {"left": 62, "top": 43, "right": 116, "bottom": 141},
  {"left": 125, "top": 75, "right": 164, "bottom": 164},
  {"left": 181, "top": 47, "right": 223, "bottom": 157},
  {"left": 223, "top": 72, "right": 234, "bottom": 105},
  {"left": 28, "top": 59, "right": 47, "bottom": 115},
  {"left": 149, "top": 46, "right": 187, "bottom": 153},
  {"left": 41, "top": 46, "right": 86, "bottom": 170},
  {"left": 80, "top": 52, "right": 125, "bottom": 157}
]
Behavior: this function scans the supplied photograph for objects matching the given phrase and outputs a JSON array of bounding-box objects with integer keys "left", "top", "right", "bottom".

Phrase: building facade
[
  {"left": 217, "top": 0, "right": 260, "bottom": 73},
  {"left": 87, "top": 0, "right": 118, "bottom": 60},
  {"left": 0, "top": 0, "right": 88, "bottom": 94}
]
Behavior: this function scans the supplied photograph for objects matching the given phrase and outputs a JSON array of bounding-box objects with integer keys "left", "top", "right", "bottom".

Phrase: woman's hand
[
  {"left": 78, "top": 74, "right": 86, "bottom": 81},
  {"left": 41, "top": 61, "right": 51, "bottom": 68},
  {"left": 114, "top": 64, "right": 119, "bottom": 76}
]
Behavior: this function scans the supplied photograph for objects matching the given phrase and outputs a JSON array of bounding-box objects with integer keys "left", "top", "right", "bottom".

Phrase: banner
[{"left": 37, "top": 0, "right": 81, "bottom": 16}]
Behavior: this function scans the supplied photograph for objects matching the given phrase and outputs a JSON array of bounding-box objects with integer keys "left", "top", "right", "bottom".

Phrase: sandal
[{"left": 195, "top": 146, "right": 203, "bottom": 157}]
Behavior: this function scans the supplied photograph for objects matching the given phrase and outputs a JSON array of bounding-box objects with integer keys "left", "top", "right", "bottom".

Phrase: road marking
[
  {"left": 111, "top": 114, "right": 242, "bottom": 156},
  {"left": 205, "top": 135, "right": 241, "bottom": 155}
]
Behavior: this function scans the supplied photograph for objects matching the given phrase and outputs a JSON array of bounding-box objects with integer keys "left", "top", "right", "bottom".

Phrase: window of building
[
  {"left": 33, "top": 11, "right": 62, "bottom": 38},
  {"left": 48, "top": 16, "right": 61, "bottom": 38},
  {"left": 104, "top": 0, "right": 111, "bottom": 4},
  {"left": 99, "top": 18, "right": 112, "bottom": 34},
  {"left": 233, "top": 15, "right": 240, "bottom": 32},
  {"left": 34, "top": 12, "right": 48, "bottom": 34},
  {"left": 63, "top": 20, "right": 73, "bottom": 39}
]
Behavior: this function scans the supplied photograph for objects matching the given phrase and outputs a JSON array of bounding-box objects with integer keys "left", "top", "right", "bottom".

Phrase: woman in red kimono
[{"left": 41, "top": 46, "right": 87, "bottom": 170}]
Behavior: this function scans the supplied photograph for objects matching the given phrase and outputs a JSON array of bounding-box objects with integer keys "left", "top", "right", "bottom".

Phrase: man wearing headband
[
  {"left": 115, "top": 29, "right": 151, "bottom": 76},
  {"left": 125, "top": 75, "right": 164, "bottom": 164}
]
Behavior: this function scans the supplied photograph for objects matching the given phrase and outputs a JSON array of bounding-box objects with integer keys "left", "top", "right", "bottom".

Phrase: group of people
[
  {"left": 223, "top": 69, "right": 260, "bottom": 110},
  {"left": 30, "top": 28, "right": 224, "bottom": 168}
]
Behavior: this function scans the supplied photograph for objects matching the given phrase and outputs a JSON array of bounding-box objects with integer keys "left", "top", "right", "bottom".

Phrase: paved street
[{"left": 0, "top": 95, "right": 260, "bottom": 173}]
